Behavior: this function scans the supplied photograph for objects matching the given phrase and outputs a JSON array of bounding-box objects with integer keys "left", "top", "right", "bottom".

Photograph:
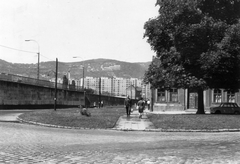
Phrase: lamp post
[
  {"left": 111, "top": 76, "right": 114, "bottom": 96},
  {"left": 82, "top": 66, "right": 85, "bottom": 90},
  {"left": 25, "top": 40, "right": 40, "bottom": 80},
  {"left": 54, "top": 58, "right": 58, "bottom": 111},
  {"left": 99, "top": 77, "right": 101, "bottom": 108}
]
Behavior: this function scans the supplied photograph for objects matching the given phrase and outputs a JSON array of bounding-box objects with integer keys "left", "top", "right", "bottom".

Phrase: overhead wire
[
  {"left": 0, "top": 44, "right": 59, "bottom": 63},
  {"left": 0, "top": 44, "right": 37, "bottom": 54},
  {"left": 0, "top": 43, "right": 86, "bottom": 77},
  {"left": 0, "top": 44, "right": 114, "bottom": 95}
]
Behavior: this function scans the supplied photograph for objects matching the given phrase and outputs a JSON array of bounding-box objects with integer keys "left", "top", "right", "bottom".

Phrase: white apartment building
[
  {"left": 85, "top": 77, "right": 97, "bottom": 91},
  {"left": 98, "top": 77, "right": 112, "bottom": 95},
  {"left": 61, "top": 74, "right": 145, "bottom": 97},
  {"left": 84, "top": 77, "right": 112, "bottom": 95},
  {"left": 113, "top": 78, "right": 126, "bottom": 96},
  {"left": 94, "top": 77, "right": 144, "bottom": 97}
]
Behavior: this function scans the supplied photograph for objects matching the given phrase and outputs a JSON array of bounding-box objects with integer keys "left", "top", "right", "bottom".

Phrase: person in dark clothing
[
  {"left": 98, "top": 101, "right": 101, "bottom": 108},
  {"left": 124, "top": 95, "right": 132, "bottom": 117},
  {"left": 137, "top": 97, "right": 145, "bottom": 119}
]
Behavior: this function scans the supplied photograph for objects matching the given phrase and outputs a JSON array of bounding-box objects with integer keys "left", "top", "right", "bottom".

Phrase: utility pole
[
  {"left": 82, "top": 66, "right": 85, "bottom": 90},
  {"left": 150, "top": 55, "right": 155, "bottom": 112},
  {"left": 54, "top": 58, "right": 58, "bottom": 111},
  {"left": 151, "top": 84, "right": 154, "bottom": 112},
  {"left": 99, "top": 77, "right": 101, "bottom": 108},
  {"left": 83, "top": 66, "right": 86, "bottom": 107},
  {"left": 37, "top": 52, "right": 40, "bottom": 80},
  {"left": 111, "top": 76, "right": 113, "bottom": 96}
]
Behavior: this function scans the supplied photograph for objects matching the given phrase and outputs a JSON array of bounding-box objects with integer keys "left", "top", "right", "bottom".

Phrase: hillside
[{"left": 0, "top": 58, "right": 151, "bottom": 80}]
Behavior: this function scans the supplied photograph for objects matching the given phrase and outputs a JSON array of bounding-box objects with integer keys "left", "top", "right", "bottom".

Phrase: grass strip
[
  {"left": 148, "top": 114, "right": 240, "bottom": 130},
  {"left": 19, "top": 107, "right": 125, "bottom": 129}
]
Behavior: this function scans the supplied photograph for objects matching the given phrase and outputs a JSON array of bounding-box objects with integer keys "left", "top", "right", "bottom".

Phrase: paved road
[{"left": 1, "top": 121, "right": 240, "bottom": 163}]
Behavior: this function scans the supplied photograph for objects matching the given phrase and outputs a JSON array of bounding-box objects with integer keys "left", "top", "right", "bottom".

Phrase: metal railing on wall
[
  {"left": 0, "top": 73, "right": 129, "bottom": 99},
  {"left": 0, "top": 73, "right": 84, "bottom": 91}
]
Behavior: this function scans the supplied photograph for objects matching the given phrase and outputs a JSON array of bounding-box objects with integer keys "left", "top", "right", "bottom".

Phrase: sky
[{"left": 0, "top": 0, "right": 159, "bottom": 64}]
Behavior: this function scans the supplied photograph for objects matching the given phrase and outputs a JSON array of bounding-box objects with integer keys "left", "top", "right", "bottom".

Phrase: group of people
[
  {"left": 124, "top": 95, "right": 150, "bottom": 119},
  {"left": 97, "top": 101, "right": 104, "bottom": 108}
]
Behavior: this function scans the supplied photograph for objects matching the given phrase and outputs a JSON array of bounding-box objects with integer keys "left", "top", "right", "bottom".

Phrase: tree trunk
[{"left": 196, "top": 89, "right": 205, "bottom": 114}]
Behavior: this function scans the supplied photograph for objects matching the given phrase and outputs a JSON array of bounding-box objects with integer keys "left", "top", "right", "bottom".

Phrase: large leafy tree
[{"left": 144, "top": 0, "right": 240, "bottom": 114}]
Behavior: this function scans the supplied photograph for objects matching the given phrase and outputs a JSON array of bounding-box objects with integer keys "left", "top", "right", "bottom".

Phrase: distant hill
[{"left": 0, "top": 58, "right": 151, "bottom": 80}]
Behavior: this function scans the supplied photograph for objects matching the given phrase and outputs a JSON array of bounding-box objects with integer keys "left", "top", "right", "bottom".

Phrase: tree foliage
[
  {"left": 62, "top": 75, "right": 68, "bottom": 89},
  {"left": 144, "top": 0, "right": 240, "bottom": 113}
]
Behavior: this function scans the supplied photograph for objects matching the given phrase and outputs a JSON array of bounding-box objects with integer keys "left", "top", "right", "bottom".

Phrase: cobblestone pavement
[{"left": 1, "top": 122, "right": 240, "bottom": 163}]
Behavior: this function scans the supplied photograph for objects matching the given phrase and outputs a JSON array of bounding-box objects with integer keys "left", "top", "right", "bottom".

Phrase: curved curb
[
  {"left": 111, "top": 128, "right": 240, "bottom": 132},
  {"left": 145, "top": 129, "right": 240, "bottom": 132},
  {"left": 17, "top": 117, "right": 110, "bottom": 131},
  {"left": 17, "top": 117, "right": 240, "bottom": 132}
]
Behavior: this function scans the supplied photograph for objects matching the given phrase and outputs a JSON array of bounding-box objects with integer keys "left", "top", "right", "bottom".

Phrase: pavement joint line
[{"left": 16, "top": 116, "right": 240, "bottom": 133}]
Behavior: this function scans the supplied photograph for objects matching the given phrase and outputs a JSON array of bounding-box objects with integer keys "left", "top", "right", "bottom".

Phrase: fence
[{"left": 0, "top": 73, "right": 84, "bottom": 91}]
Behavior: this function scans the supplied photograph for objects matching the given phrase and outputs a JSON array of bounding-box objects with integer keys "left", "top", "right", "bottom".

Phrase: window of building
[
  {"left": 213, "top": 89, "right": 222, "bottom": 103},
  {"left": 170, "top": 89, "right": 178, "bottom": 102},
  {"left": 227, "top": 91, "right": 235, "bottom": 103},
  {"left": 157, "top": 89, "right": 165, "bottom": 102}
]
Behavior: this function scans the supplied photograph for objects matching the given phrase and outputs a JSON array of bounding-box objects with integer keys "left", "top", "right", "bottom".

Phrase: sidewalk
[
  {"left": 0, "top": 110, "right": 32, "bottom": 122},
  {"left": 113, "top": 110, "right": 156, "bottom": 131},
  {"left": 113, "top": 109, "right": 210, "bottom": 131},
  {"left": 0, "top": 113, "right": 22, "bottom": 122}
]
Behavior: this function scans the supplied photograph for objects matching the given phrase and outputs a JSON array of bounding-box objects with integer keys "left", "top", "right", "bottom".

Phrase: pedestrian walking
[
  {"left": 147, "top": 99, "right": 150, "bottom": 110},
  {"left": 137, "top": 97, "right": 145, "bottom": 119},
  {"left": 124, "top": 95, "right": 132, "bottom": 117}
]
